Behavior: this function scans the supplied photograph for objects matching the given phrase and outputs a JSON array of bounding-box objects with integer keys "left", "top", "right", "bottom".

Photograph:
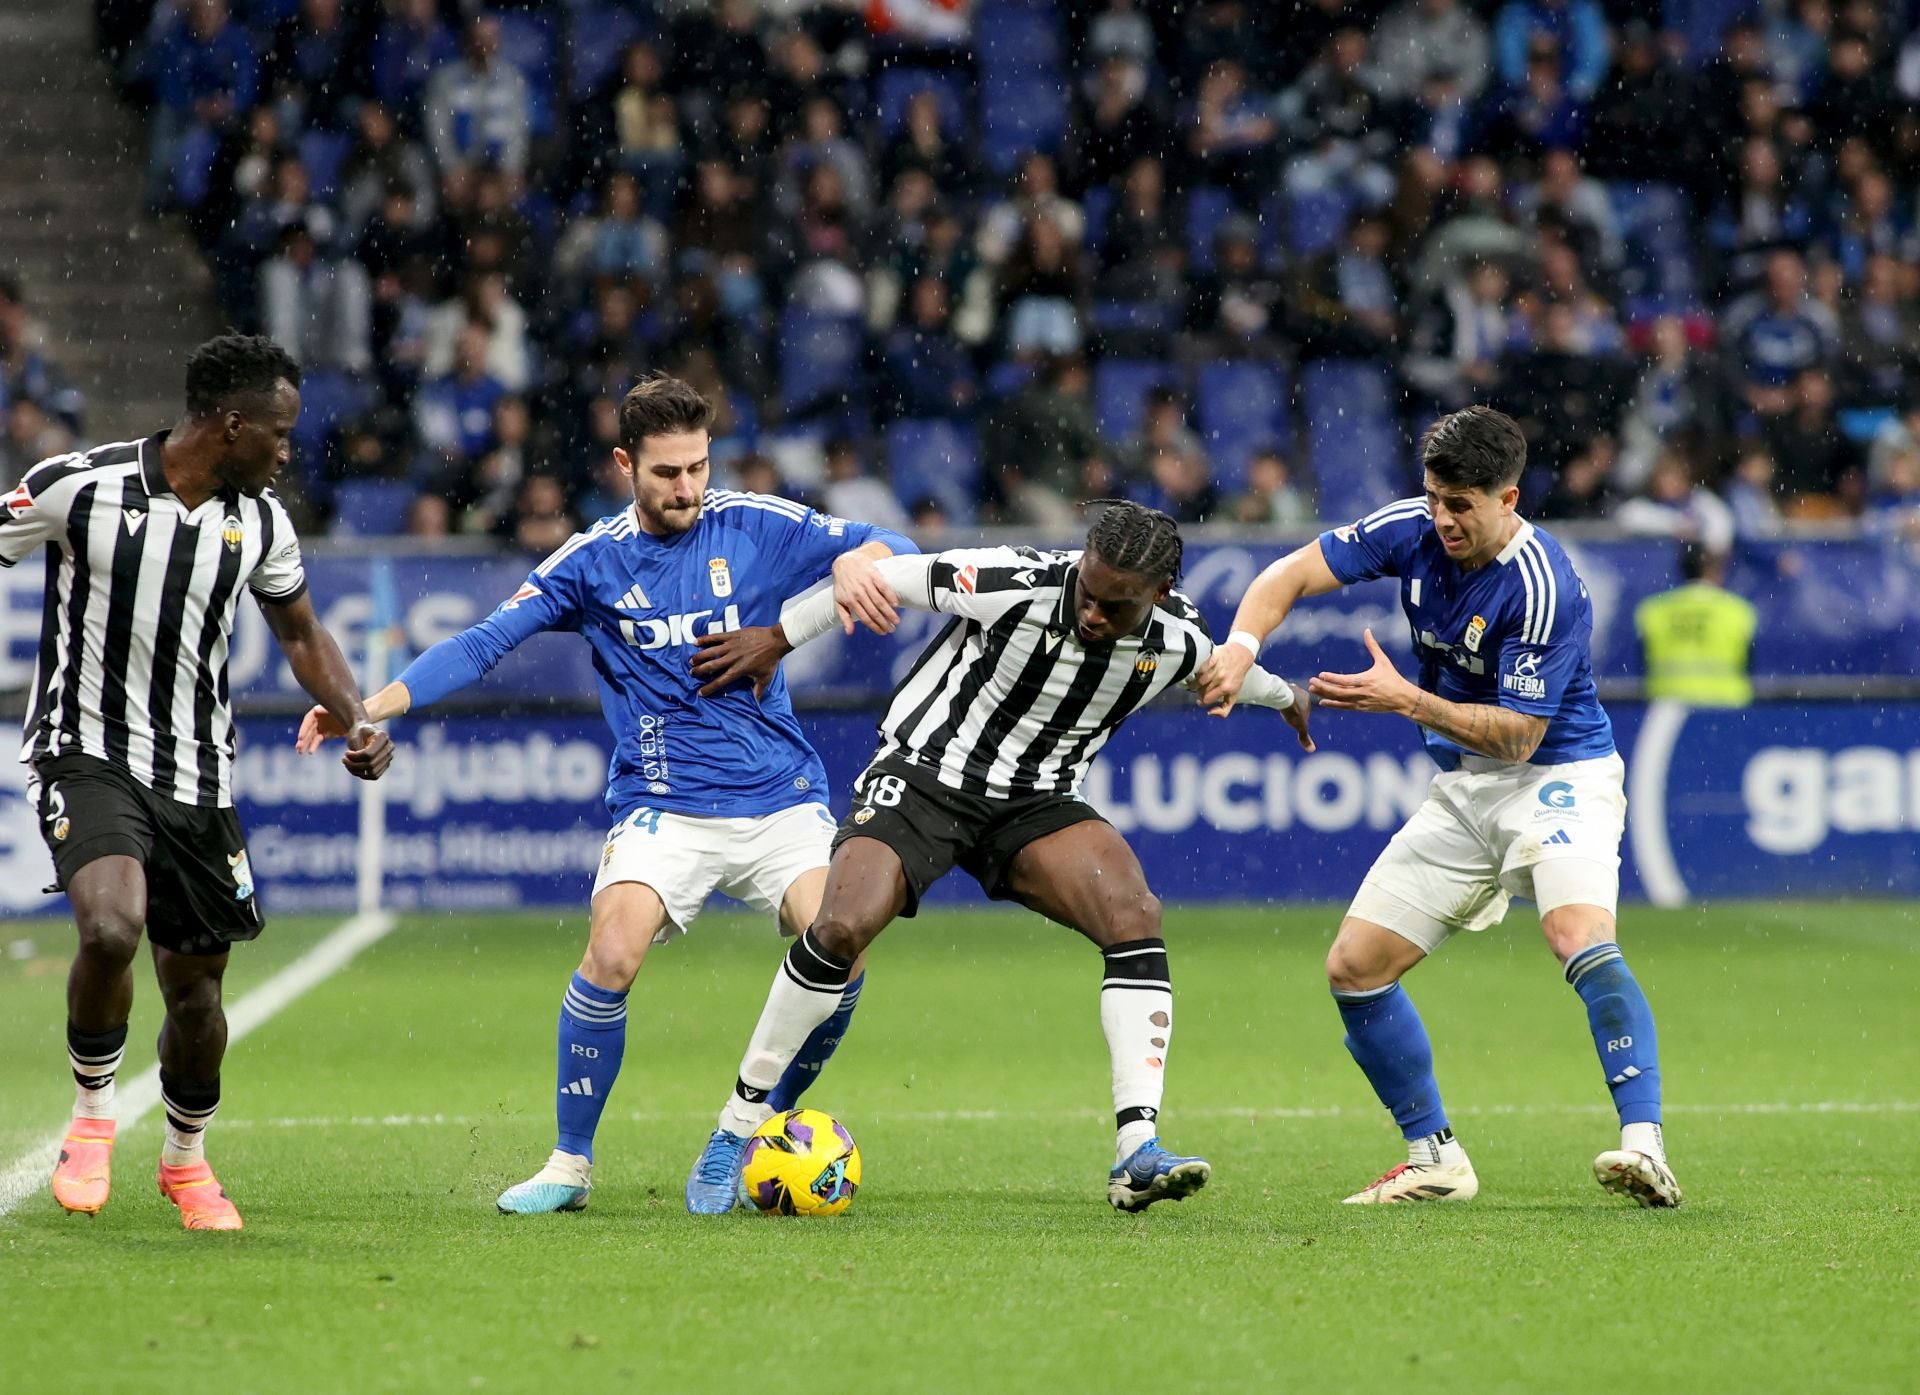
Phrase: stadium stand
[{"left": 4, "top": 0, "right": 1917, "bottom": 551}]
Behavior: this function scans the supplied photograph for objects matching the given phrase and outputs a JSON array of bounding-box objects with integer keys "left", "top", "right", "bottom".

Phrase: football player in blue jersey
[
  {"left": 297, "top": 375, "right": 916, "bottom": 1215},
  {"left": 1199, "top": 406, "right": 1680, "bottom": 1209}
]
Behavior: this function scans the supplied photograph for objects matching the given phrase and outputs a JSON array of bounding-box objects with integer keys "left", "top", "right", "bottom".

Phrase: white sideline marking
[
  {"left": 0, "top": 911, "right": 398, "bottom": 1220},
  {"left": 207, "top": 1099, "right": 1920, "bottom": 1132}
]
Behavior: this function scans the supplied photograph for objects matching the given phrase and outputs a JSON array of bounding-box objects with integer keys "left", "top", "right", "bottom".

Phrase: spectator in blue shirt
[
  {"left": 1722, "top": 249, "right": 1840, "bottom": 419},
  {"left": 424, "top": 15, "right": 532, "bottom": 179},
  {"left": 1494, "top": 0, "right": 1610, "bottom": 102},
  {"left": 415, "top": 322, "right": 509, "bottom": 471},
  {"left": 369, "top": 0, "right": 460, "bottom": 119},
  {"left": 145, "top": 0, "right": 261, "bottom": 211}
]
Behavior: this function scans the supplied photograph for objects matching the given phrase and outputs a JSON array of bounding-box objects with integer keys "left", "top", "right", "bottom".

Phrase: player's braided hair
[
  {"left": 184, "top": 335, "right": 301, "bottom": 417},
  {"left": 1085, "top": 499, "right": 1184, "bottom": 582}
]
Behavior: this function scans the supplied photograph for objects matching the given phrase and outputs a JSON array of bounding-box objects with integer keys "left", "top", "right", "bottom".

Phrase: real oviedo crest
[{"left": 708, "top": 557, "right": 733, "bottom": 598}]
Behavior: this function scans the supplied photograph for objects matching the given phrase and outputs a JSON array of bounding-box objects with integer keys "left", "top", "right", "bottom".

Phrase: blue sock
[
  {"left": 554, "top": 973, "right": 628, "bottom": 1162},
  {"left": 1565, "top": 944, "right": 1662, "bottom": 1126},
  {"left": 767, "top": 971, "right": 864, "bottom": 1112},
  {"left": 1333, "top": 982, "right": 1450, "bottom": 1140}
]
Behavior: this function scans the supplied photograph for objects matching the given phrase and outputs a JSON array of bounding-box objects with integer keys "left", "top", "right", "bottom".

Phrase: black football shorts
[
  {"left": 32, "top": 752, "right": 266, "bottom": 956},
  {"left": 832, "top": 754, "right": 1107, "bottom": 916}
]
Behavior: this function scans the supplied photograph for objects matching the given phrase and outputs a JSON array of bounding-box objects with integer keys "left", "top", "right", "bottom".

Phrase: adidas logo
[
  {"left": 616, "top": 583, "right": 650, "bottom": 610},
  {"left": 560, "top": 1077, "right": 596, "bottom": 1097},
  {"left": 1543, "top": 829, "right": 1573, "bottom": 846}
]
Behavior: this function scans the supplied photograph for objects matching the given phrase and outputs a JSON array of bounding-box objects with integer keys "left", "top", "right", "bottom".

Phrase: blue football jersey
[
  {"left": 457, "top": 491, "right": 913, "bottom": 821},
  {"left": 1319, "top": 498, "right": 1615, "bottom": 768}
]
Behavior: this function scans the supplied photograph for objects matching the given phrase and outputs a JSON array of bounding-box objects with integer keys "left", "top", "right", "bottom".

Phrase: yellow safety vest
[{"left": 1634, "top": 583, "right": 1757, "bottom": 707}]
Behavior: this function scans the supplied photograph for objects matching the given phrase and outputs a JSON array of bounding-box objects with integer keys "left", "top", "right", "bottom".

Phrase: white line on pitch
[
  {"left": 0, "top": 911, "right": 398, "bottom": 1220},
  {"left": 207, "top": 1099, "right": 1920, "bottom": 1132}
]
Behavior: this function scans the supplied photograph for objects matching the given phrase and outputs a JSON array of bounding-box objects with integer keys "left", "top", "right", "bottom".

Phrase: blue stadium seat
[
  {"left": 1081, "top": 185, "right": 1113, "bottom": 258},
  {"left": 290, "top": 369, "right": 374, "bottom": 474},
  {"left": 886, "top": 419, "right": 980, "bottom": 523},
  {"left": 1302, "top": 361, "right": 1403, "bottom": 524},
  {"left": 973, "top": 3, "right": 1065, "bottom": 71},
  {"left": 494, "top": 10, "right": 560, "bottom": 137},
  {"left": 568, "top": 4, "right": 647, "bottom": 102},
  {"left": 1094, "top": 359, "right": 1180, "bottom": 443},
  {"left": 331, "top": 478, "right": 416, "bottom": 537},
  {"left": 298, "top": 129, "right": 352, "bottom": 204},
  {"left": 170, "top": 122, "right": 223, "bottom": 209},
  {"left": 1185, "top": 186, "right": 1238, "bottom": 276},
  {"left": 875, "top": 66, "right": 970, "bottom": 137},
  {"left": 980, "top": 72, "right": 1068, "bottom": 173},
  {"left": 1196, "top": 360, "right": 1289, "bottom": 490},
  {"left": 1610, "top": 181, "right": 1698, "bottom": 317},
  {"left": 778, "top": 311, "right": 866, "bottom": 419},
  {"left": 1287, "top": 186, "right": 1352, "bottom": 257}
]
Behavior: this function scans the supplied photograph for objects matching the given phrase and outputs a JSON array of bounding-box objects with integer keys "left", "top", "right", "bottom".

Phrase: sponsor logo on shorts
[
  {"left": 228, "top": 849, "right": 256, "bottom": 901},
  {"left": 853, "top": 807, "right": 875, "bottom": 825},
  {"left": 1539, "top": 781, "right": 1576, "bottom": 809},
  {"left": 44, "top": 785, "right": 69, "bottom": 841}
]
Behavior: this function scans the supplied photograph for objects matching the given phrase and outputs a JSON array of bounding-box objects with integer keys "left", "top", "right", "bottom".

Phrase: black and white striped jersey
[
  {"left": 875, "top": 547, "right": 1214, "bottom": 798},
  {"left": 0, "top": 434, "right": 308, "bottom": 807}
]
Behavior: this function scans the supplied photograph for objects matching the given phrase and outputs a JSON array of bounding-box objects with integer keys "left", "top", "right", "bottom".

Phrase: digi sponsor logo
[{"left": 618, "top": 603, "right": 743, "bottom": 650}]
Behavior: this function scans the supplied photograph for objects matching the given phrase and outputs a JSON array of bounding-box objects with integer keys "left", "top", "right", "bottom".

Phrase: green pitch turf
[{"left": 1, "top": 902, "right": 1914, "bottom": 1394}]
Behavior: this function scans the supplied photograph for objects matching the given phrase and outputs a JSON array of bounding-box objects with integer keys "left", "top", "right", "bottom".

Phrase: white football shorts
[
  {"left": 1348, "top": 752, "right": 1627, "bottom": 954},
  {"left": 591, "top": 799, "right": 838, "bottom": 941}
]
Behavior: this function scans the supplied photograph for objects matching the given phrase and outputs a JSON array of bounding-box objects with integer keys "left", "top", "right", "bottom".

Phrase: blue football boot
[
  {"left": 686, "top": 1129, "right": 748, "bottom": 1215},
  {"left": 496, "top": 1149, "right": 591, "bottom": 1214},
  {"left": 1108, "top": 1137, "right": 1212, "bottom": 1213}
]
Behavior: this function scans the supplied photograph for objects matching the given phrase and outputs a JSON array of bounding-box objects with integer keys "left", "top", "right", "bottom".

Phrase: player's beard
[{"left": 640, "top": 497, "right": 702, "bottom": 533}]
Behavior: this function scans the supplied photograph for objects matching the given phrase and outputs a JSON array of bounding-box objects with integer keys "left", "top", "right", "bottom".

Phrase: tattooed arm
[{"left": 1307, "top": 627, "right": 1549, "bottom": 763}]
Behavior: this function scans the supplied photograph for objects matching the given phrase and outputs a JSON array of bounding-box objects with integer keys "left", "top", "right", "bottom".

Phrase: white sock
[
  {"left": 718, "top": 931, "right": 849, "bottom": 1136},
  {"left": 74, "top": 1078, "right": 117, "bottom": 1121},
  {"left": 159, "top": 1084, "right": 217, "bottom": 1167},
  {"left": 69, "top": 1032, "right": 126, "bottom": 1121},
  {"left": 1100, "top": 941, "right": 1172, "bottom": 1165},
  {"left": 1409, "top": 1129, "right": 1469, "bottom": 1168},
  {"left": 533, "top": 1149, "right": 592, "bottom": 1186},
  {"left": 1621, "top": 1121, "right": 1665, "bottom": 1163}
]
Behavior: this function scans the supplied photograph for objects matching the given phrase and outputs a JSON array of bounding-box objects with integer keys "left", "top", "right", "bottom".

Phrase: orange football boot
[
  {"left": 51, "top": 1117, "right": 117, "bottom": 1214},
  {"left": 157, "top": 1159, "right": 244, "bottom": 1231}
]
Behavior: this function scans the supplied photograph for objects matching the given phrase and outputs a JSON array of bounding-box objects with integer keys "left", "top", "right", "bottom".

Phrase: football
[{"left": 737, "top": 1108, "right": 862, "bottom": 1217}]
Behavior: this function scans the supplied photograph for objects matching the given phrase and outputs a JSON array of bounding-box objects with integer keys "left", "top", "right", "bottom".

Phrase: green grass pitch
[{"left": 1, "top": 902, "right": 1915, "bottom": 1394}]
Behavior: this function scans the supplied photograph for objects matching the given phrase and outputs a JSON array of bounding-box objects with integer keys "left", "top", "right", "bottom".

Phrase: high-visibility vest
[{"left": 1634, "top": 582, "right": 1757, "bottom": 707}]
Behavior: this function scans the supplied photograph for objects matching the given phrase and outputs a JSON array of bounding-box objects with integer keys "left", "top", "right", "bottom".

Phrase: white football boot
[
  {"left": 1342, "top": 1157, "right": 1480, "bottom": 1204},
  {"left": 1593, "top": 1150, "right": 1683, "bottom": 1208}
]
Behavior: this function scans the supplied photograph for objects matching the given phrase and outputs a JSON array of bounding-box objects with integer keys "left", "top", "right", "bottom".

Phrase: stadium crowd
[{"left": 11, "top": 0, "right": 1918, "bottom": 546}]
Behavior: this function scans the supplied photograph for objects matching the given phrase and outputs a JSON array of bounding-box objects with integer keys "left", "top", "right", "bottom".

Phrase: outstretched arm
[
  {"left": 296, "top": 577, "right": 570, "bottom": 752},
  {"left": 262, "top": 593, "right": 395, "bottom": 779},
  {"left": 690, "top": 553, "right": 938, "bottom": 698},
  {"left": 1195, "top": 540, "right": 1345, "bottom": 712},
  {"left": 1310, "top": 628, "right": 1548, "bottom": 762}
]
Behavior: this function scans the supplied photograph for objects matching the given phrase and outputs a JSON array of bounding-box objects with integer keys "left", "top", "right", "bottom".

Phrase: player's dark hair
[
  {"left": 1086, "top": 499, "right": 1183, "bottom": 582},
  {"left": 619, "top": 373, "right": 715, "bottom": 455},
  {"left": 1420, "top": 406, "right": 1527, "bottom": 493},
  {"left": 183, "top": 335, "right": 301, "bottom": 418}
]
